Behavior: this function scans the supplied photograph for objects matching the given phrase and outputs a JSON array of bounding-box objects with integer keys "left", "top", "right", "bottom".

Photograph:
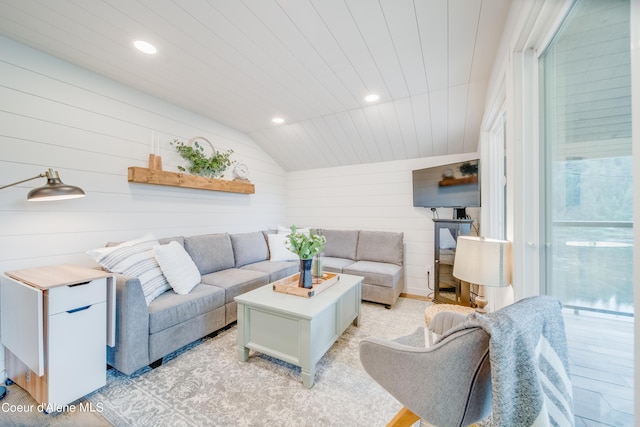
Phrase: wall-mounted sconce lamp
[{"left": 0, "top": 168, "right": 85, "bottom": 201}]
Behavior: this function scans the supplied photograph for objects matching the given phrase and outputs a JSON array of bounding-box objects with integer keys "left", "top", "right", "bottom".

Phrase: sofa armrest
[{"left": 106, "top": 274, "right": 150, "bottom": 375}]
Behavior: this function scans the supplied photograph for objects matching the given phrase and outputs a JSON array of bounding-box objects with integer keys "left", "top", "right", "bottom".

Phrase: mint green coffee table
[{"left": 235, "top": 273, "right": 362, "bottom": 388}]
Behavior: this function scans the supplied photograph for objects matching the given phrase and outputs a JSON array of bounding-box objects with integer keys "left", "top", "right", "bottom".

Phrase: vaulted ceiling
[{"left": 0, "top": 0, "right": 511, "bottom": 171}]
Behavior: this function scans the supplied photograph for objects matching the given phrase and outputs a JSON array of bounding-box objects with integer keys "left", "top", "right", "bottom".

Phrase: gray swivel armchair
[
  {"left": 360, "top": 296, "right": 574, "bottom": 427},
  {"left": 359, "top": 313, "right": 491, "bottom": 427}
]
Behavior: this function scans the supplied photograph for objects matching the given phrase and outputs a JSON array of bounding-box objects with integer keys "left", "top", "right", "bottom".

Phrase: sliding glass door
[
  {"left": 541, "top": 0, "right": 633, "bottom": 314},
  {"left": 540, "top": 0, "right": 633, "bottom": 425}
]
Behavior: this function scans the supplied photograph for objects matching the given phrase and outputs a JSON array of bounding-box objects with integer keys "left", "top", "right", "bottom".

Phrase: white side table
[{"left": 1, "top": 264, "right": 115, "bottom": 411}]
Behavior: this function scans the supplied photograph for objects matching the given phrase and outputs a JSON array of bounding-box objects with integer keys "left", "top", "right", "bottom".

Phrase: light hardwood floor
[{"left": 563, "top": 309, "right": 634, "bottom": 426}]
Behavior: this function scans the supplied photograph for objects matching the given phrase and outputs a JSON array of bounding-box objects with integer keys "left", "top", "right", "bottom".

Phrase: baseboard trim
[{"left": 400, "top": 293, "right": 432, "bottom": 302}]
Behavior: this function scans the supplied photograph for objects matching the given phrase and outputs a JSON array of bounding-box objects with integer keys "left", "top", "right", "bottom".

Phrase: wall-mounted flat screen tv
[{"left": 412, "top": 159, "right": 480, "bottom": 208}]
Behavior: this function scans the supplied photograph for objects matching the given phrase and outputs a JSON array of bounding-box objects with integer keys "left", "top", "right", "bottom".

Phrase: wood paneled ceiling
[{"left": 0, "top": 0, "right": 511, "bottom": 171}]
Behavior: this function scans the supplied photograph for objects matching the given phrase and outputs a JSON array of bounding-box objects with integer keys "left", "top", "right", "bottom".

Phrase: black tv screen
[{"left": 412, "top": 160, "right": 480, "bottom": 208}]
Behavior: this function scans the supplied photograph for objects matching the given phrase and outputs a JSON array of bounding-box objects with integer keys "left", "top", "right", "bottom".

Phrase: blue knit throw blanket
[{"left": 443, "top": 296, "right": 575, "bottom": 427}]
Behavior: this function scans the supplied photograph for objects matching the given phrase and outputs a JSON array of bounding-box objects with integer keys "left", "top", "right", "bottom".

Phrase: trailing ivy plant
[{"left": 171, "top": 139, "right": 234, "bottom": 178}]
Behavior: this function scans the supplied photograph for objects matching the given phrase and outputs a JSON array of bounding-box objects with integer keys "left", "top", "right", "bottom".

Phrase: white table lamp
[{"left": 453, "top": 236, "right": 512, "bottom": 313}]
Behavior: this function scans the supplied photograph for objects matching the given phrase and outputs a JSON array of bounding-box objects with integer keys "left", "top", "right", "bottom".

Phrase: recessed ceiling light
[
  {"left": 272, "top": 117, "right": 284, "bottom": 124},
  {"left": 134, "top": 40, "right": 157, "bottom": 55},
  {"left": 365, "top": 94, "right": 380, "bottom": 103}
]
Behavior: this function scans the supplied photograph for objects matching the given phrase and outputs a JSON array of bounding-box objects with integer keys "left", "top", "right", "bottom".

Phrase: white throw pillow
[
  {"left": 153, "top": 241, "right": 201, "bottom": 295},
  {"left": 268, "top": 233, "right": 299, "bottom": 261},
  {"left": 87, "top": 234, "right": 170, "bottom": 305}
]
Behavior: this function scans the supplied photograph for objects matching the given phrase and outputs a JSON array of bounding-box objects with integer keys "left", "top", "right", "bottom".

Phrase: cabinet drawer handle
[
  {"left": 69, "top": 281, "right": 91, "bottom": 287},
  {"left": 67, "top": 305, "right": 91, "bottom": 314}
]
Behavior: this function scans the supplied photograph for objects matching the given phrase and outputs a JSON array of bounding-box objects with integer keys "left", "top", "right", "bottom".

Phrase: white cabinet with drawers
[{"left": 1, "top": 264, "right": 115, "bottom": 410}]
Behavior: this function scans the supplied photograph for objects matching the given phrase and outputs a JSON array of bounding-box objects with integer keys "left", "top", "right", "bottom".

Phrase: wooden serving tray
[{"left": 272, "top": 272, "right": 340, "bottom": 298}]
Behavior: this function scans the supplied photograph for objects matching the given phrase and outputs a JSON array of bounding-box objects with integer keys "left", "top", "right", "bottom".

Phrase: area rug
[{"left": 87, "top": 298, "right": 429, "bottom": 427}]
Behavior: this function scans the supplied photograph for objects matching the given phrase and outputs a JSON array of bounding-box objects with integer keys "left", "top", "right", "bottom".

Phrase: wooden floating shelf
[
  {"left": 438, "top": 176, "right": 478, "bottom": 187},
  {"left": 128, "top": 167, "right": 254, "bottom": 194}
]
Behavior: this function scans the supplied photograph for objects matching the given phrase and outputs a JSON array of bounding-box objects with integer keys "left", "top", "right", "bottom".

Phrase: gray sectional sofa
[
  {"left": 106, "top": 228, "right": 404, "bottom": 375},
  {"left": 107, "top": 231, "right": 297, "bottom": 375},
  {"left": 318, "top": 229, "right": 404, "bottom": 309}
]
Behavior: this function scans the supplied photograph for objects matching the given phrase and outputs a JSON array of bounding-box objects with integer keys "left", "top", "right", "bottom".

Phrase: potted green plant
[
  {"left": 171, "top": 137, "right": 234, "bottom": 178},
  {"left": 286, "top": 225, "right": 326, "bottom": 288},
  {"left": 459, "top": 161, "right": 478, "bottom": 176}
]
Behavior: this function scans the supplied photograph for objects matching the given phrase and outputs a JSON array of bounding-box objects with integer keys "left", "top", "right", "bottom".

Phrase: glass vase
[
  {"left": 298, "top": 258, "right": 313, "bottom": 288},
  {"left": 312, "top": 252, "right": 324, "bottom": 283}
]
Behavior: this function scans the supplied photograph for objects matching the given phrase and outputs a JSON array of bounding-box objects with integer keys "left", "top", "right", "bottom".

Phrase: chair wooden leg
[{"left": 386, "top": 406, "right": 420, "bottom": 427}]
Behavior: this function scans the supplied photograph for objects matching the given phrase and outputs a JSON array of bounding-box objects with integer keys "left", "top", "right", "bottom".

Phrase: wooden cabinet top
[{"left": 4, "top": 264, "right": 111, "bottom": 290}]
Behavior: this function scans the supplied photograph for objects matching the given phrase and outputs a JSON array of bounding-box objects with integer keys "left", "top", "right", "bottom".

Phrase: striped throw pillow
[{"left": 87, "top": 234, "right": 170, "bottom": 304}]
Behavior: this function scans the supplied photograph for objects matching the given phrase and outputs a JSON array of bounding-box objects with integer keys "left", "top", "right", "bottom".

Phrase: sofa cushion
[
  {"left": 230, "top": 232, "right": 269, "bottom": 267},
  {"left": 148, "top": 284, "right": 225, "bottom": 334},
  {"left": 153, "top": 241, "right": 201, "bottom": 295},
  {"left": 356, "top": 231, "right": 404, "bottom": 266},
  {"left": 320, "top": 229, "right": 359, "bottom": 260},
  {"left": 87, "top": 233, "right": 170, "bottom": 305},
  {"left": 200, "top": 268, "right": 269, "bottom": 304},
  {"left": 322, "top": 256, "right": 356, "bottom": 273},
  {"left": 184, "top": 233, "right": 235, "bottom": 275},
  {"left": 343, "top": 261, "right": 402, "bottom": 288},
  {"left": 241, "top": 260, "right": 298, "bottom": 282}
]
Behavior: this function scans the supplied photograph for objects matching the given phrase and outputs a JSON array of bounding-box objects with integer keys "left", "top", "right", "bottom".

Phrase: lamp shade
[
  {"left": 453, "top": 236, "right": 512, "bottom": 287},
  {"left": 27, "top": 169, "right": 85, "bottom": 201}
]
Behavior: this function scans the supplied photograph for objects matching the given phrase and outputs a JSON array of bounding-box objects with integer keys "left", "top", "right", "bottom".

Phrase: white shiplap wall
[
  {"left": 0, "top": 34, "right": 481, "bottom": 382},
  {"left": 286, "top": 153, "right": 480, "bottom": 297},
  {"left": 0, "top": 36, "right": 287, "bottom": 378}
]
